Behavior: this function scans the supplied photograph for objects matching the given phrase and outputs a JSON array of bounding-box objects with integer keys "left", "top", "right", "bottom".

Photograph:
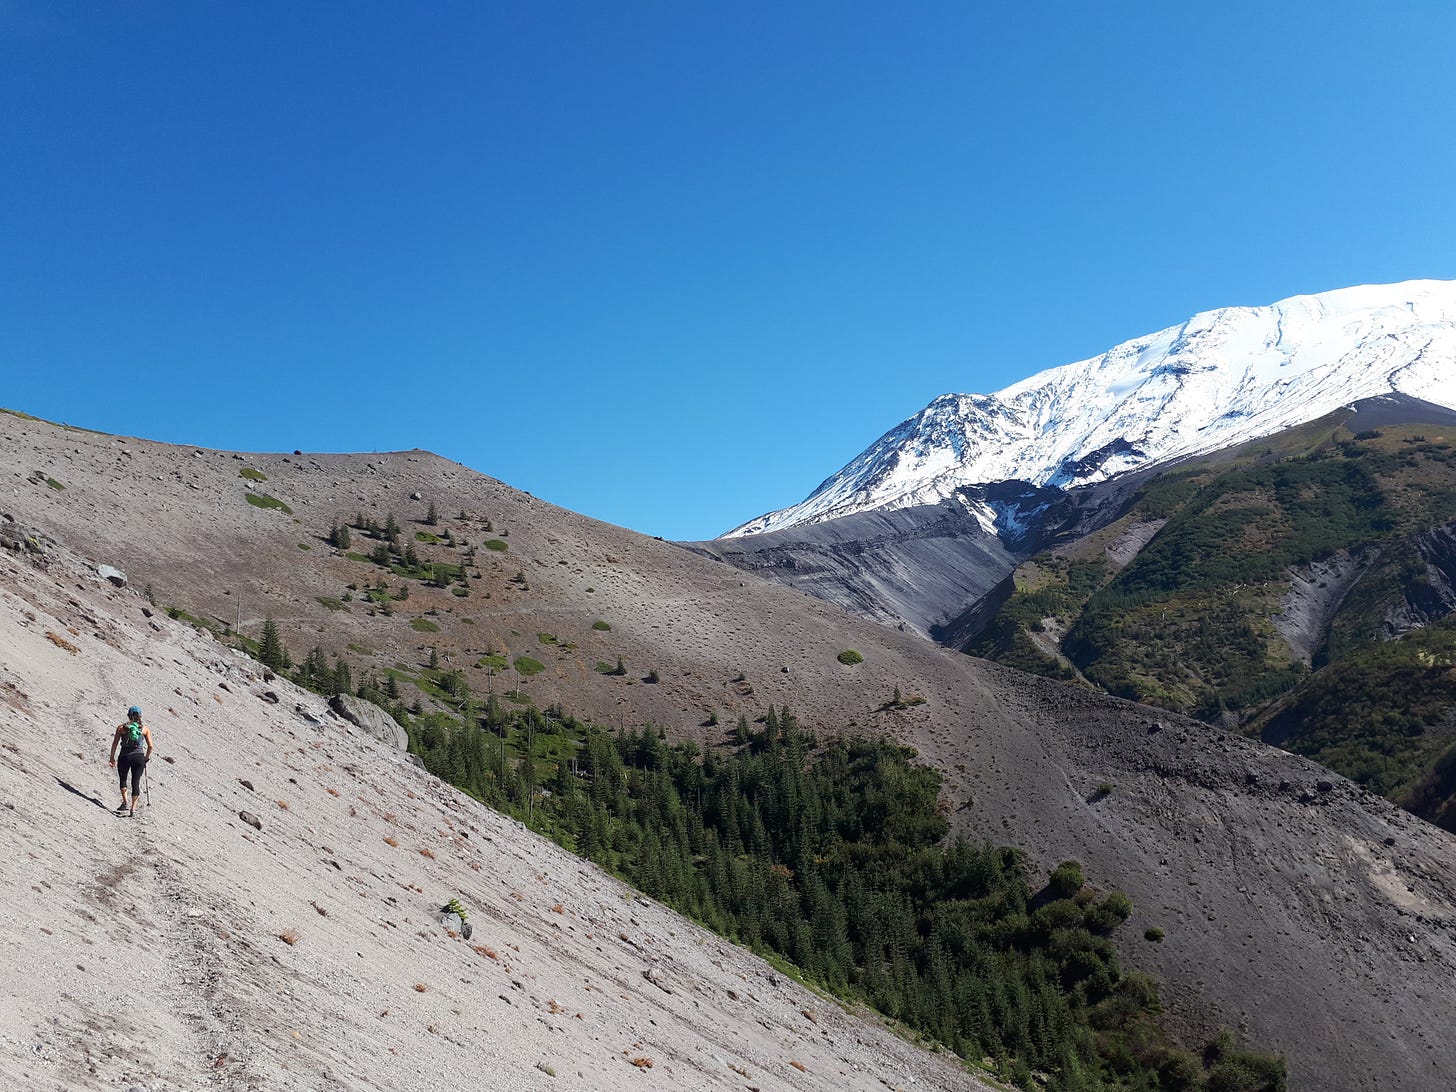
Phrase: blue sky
[{"left": 4, "top": 2, "right": 1455, "bottom": 539}]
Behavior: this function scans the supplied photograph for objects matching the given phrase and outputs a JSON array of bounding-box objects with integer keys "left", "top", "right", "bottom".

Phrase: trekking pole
[{"left": 144, "top": 764, "right": 152, "bottom": 809}]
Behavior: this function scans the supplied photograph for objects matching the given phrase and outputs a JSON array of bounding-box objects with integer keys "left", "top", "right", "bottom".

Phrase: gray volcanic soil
[
  {"left": 5, "top": 409, "right": 1456, "bottom": 1090},
  {"left": 0, "top": 535, "right": 989, "bottom": 1092}
]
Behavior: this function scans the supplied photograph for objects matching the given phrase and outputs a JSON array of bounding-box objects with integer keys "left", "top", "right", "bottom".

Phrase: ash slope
[
  {"left": 4, "top": 409, "right": 1456, "bottom": 1090},
  {"left": 730, "top": 279, "right": 1456, "bottom": 537},
  {"left": 0, "top": 537, "right": 990, "bottom": 1092}
]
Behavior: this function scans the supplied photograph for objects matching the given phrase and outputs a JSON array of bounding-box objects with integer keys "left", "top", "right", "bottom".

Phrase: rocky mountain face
[{"left": 4, "top": 407, "right": 1456, "bottom": 1089}]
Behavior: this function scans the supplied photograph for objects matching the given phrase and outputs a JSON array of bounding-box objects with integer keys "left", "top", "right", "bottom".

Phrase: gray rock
[
  {"left": 239, "top": 811, "right": 262, "bottom": 831},
  {"left": 330, "top": 693, "right": 408, "bottom": 751},
  {"left": 97, "top": 564, "right": 127, "bottom": 587}
]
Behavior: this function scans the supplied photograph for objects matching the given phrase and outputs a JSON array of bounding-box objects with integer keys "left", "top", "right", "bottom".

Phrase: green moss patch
[
  {"left": 245, "top": 492, "right": 293, "bottom": 515},
  {"left": 410, "top": 617, "right": 440, "bottom": 633},
  {"left": 514, "top": 656, "right": 546, "bottom": 677}
]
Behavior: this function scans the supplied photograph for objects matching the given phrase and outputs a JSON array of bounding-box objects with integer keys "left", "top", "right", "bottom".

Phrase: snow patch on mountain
[{"left": 727, "top": 280, "right": 1456, "bottom": 538}]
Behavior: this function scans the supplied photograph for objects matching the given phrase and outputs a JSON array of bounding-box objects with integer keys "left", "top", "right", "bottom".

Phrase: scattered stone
[
  {"left": 239, "top": 811, "right": 263, "bottom": 831},
  {"left": 239, "top": 779, "right": 254, "bottom": 791},
  {"left": 259, "top": 690, "right": 279, "bottom": 704},
  {"left": 1316, "top": 780, "right": 1335, "bottom": 793},
  {"left": 330, "top": 693, "right": 408, "bottom": 751},
  {"left": 97, "top": 564, "right": 127, "bottom": 587}
]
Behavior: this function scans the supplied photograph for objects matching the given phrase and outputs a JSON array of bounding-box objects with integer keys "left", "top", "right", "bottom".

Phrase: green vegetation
[
  {"left": 591, "top": 619, "right": 612, "bottom": 631},
  {"left": 245, "top": 492, "right": 293, "bottom": 515},
  {"left": 410, "top": 617, "right": 441, "bottom": 633},
  {"left": 476, "top": 653, "right": 508, "bottom": 671},
  {"left": 240, "top": 467, "right": 268, "bottom": 482},
  {"left": 484, "top": 539, "right": 509, "bottom": 552},
  {"left": 1255, "top": 617, "right": 1456, "bottom": 829},
  {"left": 967, "top": 417, "right": 1456, "bottom": 829},
  {"left": 46, "top": 477, "right": 64, "bottom": 491},
  {"left": 258, "top": 617, "right": 290, "bottom": 671},
  {"left": 837, "top": 648, "right": 864, "bottom": 665},
  {"left": 1144, "top": 927, "right": 1165, "bottom": 943},
  {"left": 514, "top": 656, "right": 546, "bottom": 677},
  {"left": 537, "top": 632, "right": 559, "bottom": 645},
  {"left": 316, "top": 596, "right": 347, "bottom": 612},
  {"left": 404, "top": 702, "right": 1283, "bottom": 1091}
]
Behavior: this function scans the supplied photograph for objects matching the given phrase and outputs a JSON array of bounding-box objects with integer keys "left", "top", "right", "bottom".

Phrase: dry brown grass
[
  {"left": 418, "top": 847, "right": 435, "bottom": 860},
  {"left": 278, "top": 928, "right": 301, "bottom": 946},
  {"left": 413, "top": 982, "right": 428, "bottom": 993},
  {"left": 44, "top": 631, "right": 79, "bottom": 654},
  {"left": 383, "top": 835, "right": 398, "bottom": 848}
]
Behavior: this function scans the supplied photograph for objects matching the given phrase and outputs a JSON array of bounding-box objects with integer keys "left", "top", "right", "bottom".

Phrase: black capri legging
[{"left": 118, "top": 751, "right": 147, "bottom": 795}]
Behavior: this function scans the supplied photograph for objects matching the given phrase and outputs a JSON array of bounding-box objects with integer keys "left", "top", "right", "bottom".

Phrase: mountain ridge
[
  {"left": 728, "top": 280, "right": 1456, "bottom": 538},
  {"left": 4, "top": 406, "right": 1456, "bottom": 1090}
]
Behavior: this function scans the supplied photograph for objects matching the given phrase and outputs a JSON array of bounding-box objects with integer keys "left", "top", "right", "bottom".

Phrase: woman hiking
[{"left": 108, "top": 705, "right": 153, "bottom": 816}]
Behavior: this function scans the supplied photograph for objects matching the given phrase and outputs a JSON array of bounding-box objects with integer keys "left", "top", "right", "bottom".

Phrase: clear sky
[{"left": 4, "top": 2, "right": 1455, "bottom": 539}]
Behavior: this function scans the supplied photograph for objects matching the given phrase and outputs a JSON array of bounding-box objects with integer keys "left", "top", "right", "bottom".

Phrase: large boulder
[{"left": 329, "top": 693, "right": 408, "bottom": 751}]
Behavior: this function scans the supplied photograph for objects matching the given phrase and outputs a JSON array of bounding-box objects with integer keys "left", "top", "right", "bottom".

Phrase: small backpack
[{"left": 123, "top": 720, "right": 143, "bottom": 748}]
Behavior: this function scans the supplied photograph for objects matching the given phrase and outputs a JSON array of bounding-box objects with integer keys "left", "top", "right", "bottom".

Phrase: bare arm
[
  {"left": 143, "top": 725, "right": 154, "bottom": 759},
  {"left": 108, "top": 724, "right": 122, "bottom": 766}
]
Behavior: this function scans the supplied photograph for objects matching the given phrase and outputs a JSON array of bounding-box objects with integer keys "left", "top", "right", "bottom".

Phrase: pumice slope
[
  {"left": 3, "top": 407, "right": 1455, "bottom": 1089},
  {"left": 0, "top": 533, "right": 990, "bottom": 1092}
]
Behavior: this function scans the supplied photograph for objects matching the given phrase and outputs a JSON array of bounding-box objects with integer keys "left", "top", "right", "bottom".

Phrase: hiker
[{"left": 108, "top": 705, "right": 153, "bottom": 816}]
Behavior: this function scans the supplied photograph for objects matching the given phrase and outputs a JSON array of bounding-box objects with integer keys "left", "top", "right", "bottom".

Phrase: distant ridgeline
[
  {"left": 970, "top": 415, "right": 1456, "bottom": 833},
  {"left": 405, "top": 698, "right": 1284, "bottom": 1092}
]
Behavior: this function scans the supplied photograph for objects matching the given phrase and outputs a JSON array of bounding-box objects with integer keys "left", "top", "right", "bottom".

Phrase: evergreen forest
[{"left": 401, "top": 699, "right": 1284, "bottom": 1092}]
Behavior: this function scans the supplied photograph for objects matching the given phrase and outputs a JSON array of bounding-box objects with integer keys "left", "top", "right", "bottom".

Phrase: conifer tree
[{"left": 258, "top": 617, "right": 290, "bottom": 671}]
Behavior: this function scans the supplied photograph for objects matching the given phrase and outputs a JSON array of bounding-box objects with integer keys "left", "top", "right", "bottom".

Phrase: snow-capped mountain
[{"left": 726, "top": 280, "right": 1456, "bottom": 538}]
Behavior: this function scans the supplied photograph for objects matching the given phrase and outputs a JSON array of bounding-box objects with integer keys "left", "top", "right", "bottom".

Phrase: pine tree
[
  {"left": 258, "top": 617, "right": 290, "bottom": 671},
  {"left": 429, "top": 646, "right": 440, "bottom": 670},
  {"left": 426, "top": 500, "right": 438, "bottom": 526},
  {"left": 404, "top": 541, "right": 420, "bottom": 569}
]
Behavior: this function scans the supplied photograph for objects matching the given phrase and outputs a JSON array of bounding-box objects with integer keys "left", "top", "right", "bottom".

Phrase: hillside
[
  {"left": 966, "top": 401, "right": 1456, "bottom": 829},
  {"left": 0, "top": 528, "right": 991, "bottom": 1092},
  {"left": 4, "top": 407, "right": 1456, "bottom": 1090}
]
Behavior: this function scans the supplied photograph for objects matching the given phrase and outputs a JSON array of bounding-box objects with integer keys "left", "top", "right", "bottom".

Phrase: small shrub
[
  {"left": 316, "top": 596, "right": 346, "bottom": 611},
  {"left": 837, "top": 649, "right": 864, "bottom": 666},
  {"left": 413, "top": 983, "right": 428, "bottom": 993},
  {"left": 245, "top": 492, "right": 293, "bottom": 515},
  {"left": 591, "top": 619, "right": 611, "bottom": 631},
  {"left": 483, "top": 539, "right": 509, "bottom": 552},
  {"left": 410, "top": 618, "right": 440, "bottom": 633},
  {"left": 1144, "top": 927, "right": 1165, "bottom": 942}
]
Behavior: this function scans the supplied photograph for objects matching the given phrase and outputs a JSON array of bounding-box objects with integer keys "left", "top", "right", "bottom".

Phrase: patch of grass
[
  {"left": 245, "top": 492, "right": 293, "bottom": 515},
  {"left": 316, "top": 596, "right": 347, "bottom": 612},
  {"left": 476, "top": 654, "right": 508, "bottom": 671},
  {"left": 514, "top": 656, "right": 546, "bottom": 677},
  {"left": 297, "top": 542, "right": 311, "bottom": 550},
  {"left": 1144, "top": 927, "right": 1165, "bottom": 942},
  {"left": 240, "top": 467, "right": 268, "bottom": 482},
  {"left": 410, "top": 617, "right": 440, "bottom": 633},
  {"left": 46, "top": 477, "right": 64, "bottom": 491},
  {"left": 591, "top": 620, "right": 611, "bottom": 631},
  {"left": 837, "top": 649, "right": 864, "bottom": 666},
  {"left": 414, "top": 530, "right": 440, "bottom": 544},
  {"left": 483, "top": 539, "right": 509, "bottom": 552},
  {"left": 594, "top": 662, "right": 617, "bottom": 675},
  {"left": 537, "top": 633, "right": 558, "bottom": 645}
]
